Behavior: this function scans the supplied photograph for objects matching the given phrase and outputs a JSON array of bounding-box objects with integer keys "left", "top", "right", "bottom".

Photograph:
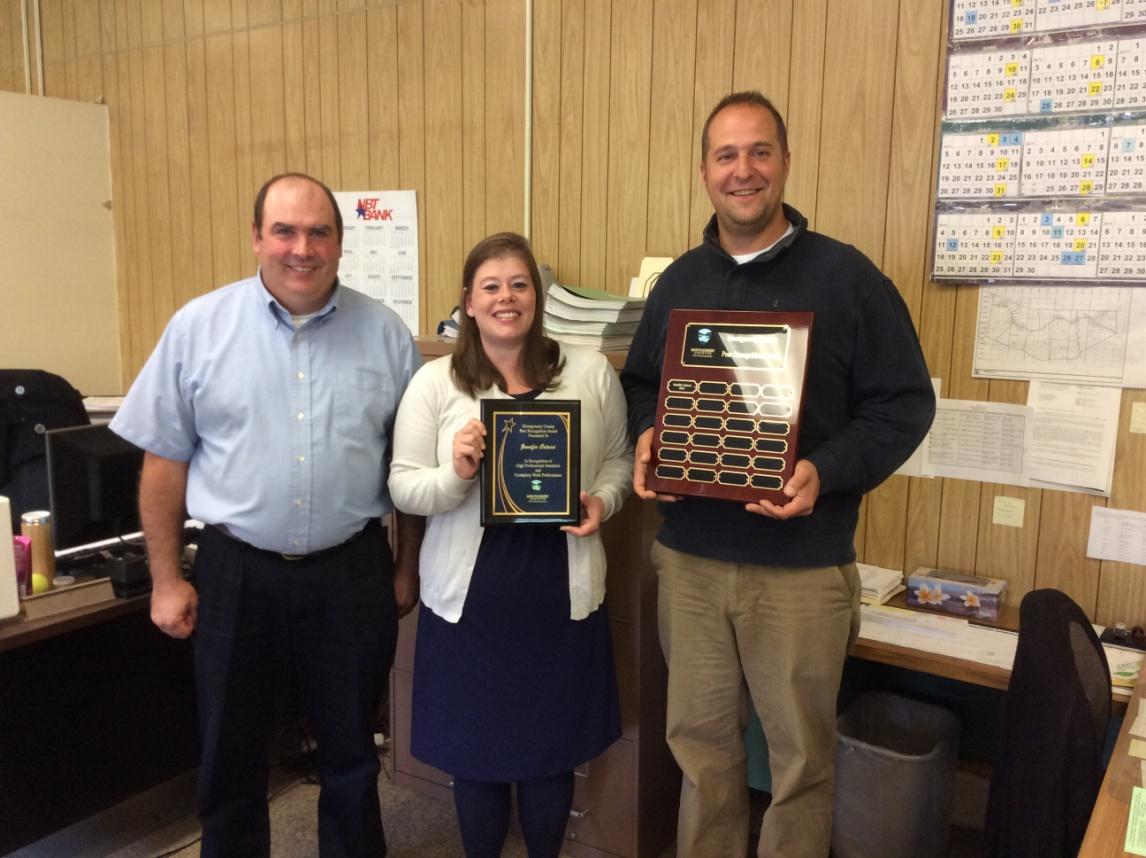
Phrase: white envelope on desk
[{"left": 0, "top": 497, "right": 18, "bottom": 621}]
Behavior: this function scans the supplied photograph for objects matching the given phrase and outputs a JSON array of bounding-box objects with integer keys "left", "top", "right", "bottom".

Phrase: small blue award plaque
[{"left": 480, "top": 399, "right": 581, "bottom": 526}]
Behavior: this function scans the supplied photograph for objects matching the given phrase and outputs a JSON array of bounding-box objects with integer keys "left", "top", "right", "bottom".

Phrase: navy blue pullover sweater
[{"left": 620, "top": 206, "right": 936, "bottom": 567}]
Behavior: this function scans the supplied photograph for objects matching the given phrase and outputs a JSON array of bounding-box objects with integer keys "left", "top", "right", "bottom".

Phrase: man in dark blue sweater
[{"left": 621, "top": 92, "right": 935, "bottom": 857}]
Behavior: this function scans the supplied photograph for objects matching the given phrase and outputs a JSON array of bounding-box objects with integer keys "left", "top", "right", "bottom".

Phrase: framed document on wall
[
  {"left": 645, "top": 309, "right": 813, "bottom": 504},
  {"left": 480, "top": 399, "right": 581, "bottom": 526}
]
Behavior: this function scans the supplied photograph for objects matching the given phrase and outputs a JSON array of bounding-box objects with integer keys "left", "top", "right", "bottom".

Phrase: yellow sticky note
[
  {"left": 1098, "top": 0, "right": 1111, "bottom": 9},
  {"left": 1003, "top": 87, "right": 1016, "bottom": 102},
  {"left": 1126, "top": 786, "right": 1146, "bottom": 856},
  {"left": 1131, "top": 739, "right": 1146, "bottom": 760},
  {"left": 1005, "top": 62, "right": 1019, "bottom": 76},
  {"left": 996, "top": 157, "right": 1009, "bottom": 171},
  {"left": 993, "top": 183, "right": 1007, "bottom": 197},
  {"left": 993, "top": 496, "right": 1025, "bottom": 528},
  {"left": 1074, "top": 237, "right": 1089, "bottom": 251},
  {"left": 1080, "top": 180, "right": 1093, "bottom": 195},
  {"left": 992, "top": 224, "right": 1007, "bottom": 239},
  {"left": 1010, "top": 18, "right": 1023, "bottom": 32},
  {"left": 989, "top": 249, "right": 1004, "bottom": 264},
  {"left": 1092, "top": 54, "right": 1106, "bottom": 69},
  {"left": 987, "top": 133, "right": 1000, "bottom": 146},
  {"left": 1077, "top": 213, "right": 1091, "bottom": 225},
  {"left": 1089, "top": 81, "right": 1104, "bottom": 96},
  {"left": 1131, "top": 402, "right": 1146, "bottom": 434},
  {"left": 1082, "top": 153, "right": 1095, "bottom": 168}
]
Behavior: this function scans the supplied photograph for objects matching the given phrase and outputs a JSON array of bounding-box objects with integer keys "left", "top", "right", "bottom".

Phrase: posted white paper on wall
[
  {"left": 921, "top": 399, "right": 1029, "bottom": 487},
  {"left": 1088, "top": 506, "right": 1146, "bottom": 567},
  {"left": 1026, "top": 381, "right": 1120, "bottom": 495},
  {"left": 333, "top": 190, "right": 419, "bottom": 336}
]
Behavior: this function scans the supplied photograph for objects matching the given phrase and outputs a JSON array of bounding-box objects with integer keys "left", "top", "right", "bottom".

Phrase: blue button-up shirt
[{"left": 111, "top": 274, "right": 420, "bottom": 554}]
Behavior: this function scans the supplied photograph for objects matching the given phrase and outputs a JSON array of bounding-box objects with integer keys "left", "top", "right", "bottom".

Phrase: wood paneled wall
[{"left": 9, "top": 0, "right": 1146, "bottom": 626}]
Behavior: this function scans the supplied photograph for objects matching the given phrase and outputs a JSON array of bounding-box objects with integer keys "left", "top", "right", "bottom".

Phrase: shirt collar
[
  {"left": 703, "top": 203, "right": 807, "bottom": 264},
  {"left": 254, "top": 270, "right": 341, "bottom": 328}
]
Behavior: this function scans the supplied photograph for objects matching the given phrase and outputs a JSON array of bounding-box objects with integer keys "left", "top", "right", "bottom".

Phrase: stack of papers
[
  {"left": 859, "top": 604, "right": 1142, "bottom": 698},
  {"left": 1106, "top": 642, "right": 1146, "bottom": 689},
  {"left": 83, "top": 396, "right": 124, "bottom": 419},
  {"left": 857, "top": 562, "right": 904, "bottom": 605},
  {"left": 860, "top": 603, "right": 1019, "bottom": 669},
  {"left": 544, "top": 284, "right": 646, "bottom": 351},
  {"left": 436, "top": 305, "right": 461, "bottom": 340}
]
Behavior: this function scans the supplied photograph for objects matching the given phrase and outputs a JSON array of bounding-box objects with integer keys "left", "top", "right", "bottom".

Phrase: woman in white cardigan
[{"left": 388, "top": 233, "right": 632, "bottom": 858}]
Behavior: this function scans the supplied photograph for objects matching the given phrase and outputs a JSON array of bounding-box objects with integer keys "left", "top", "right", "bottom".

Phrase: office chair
[
  {"left": 982, "top": 588, "right": 1111, "bottom": 858},
  {"left": 0, "top": 369, "right": 89, "bottom": 529}
]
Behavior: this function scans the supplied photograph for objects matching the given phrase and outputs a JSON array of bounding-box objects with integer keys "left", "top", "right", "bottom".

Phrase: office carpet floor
[
  {"left": 12, "top": 761, "right": 538, "bottom": 858},
  {"left": 11, "top": 744, "right": 984, "bottom": 857}
]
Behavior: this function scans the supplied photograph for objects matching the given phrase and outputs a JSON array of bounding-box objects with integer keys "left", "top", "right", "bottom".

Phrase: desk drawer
[{"left": 565, "top": 738, "right": 636, "bottom": 856}]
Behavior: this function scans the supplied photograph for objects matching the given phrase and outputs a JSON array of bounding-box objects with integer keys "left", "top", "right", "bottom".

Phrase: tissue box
[{"left": 906, "top": 567, "right": 1008, "bottom": 621}]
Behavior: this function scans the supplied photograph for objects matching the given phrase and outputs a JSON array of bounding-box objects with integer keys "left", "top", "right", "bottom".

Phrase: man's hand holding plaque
[{"left": 632, "top": 427, "right": 682, "bottom": 503}]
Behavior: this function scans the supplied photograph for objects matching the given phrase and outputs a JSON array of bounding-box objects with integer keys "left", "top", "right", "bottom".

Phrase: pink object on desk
[{"left": 12, "top": 536, "right": 30, "bottom": 598}]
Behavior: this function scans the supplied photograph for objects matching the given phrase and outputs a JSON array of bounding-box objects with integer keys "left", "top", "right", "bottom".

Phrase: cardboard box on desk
[
  {"left": 906, "top": 567, "right": 1008, "bottom": 621},
  {"left": 20, "top": 577, "right": 115, "bottom": 620}
]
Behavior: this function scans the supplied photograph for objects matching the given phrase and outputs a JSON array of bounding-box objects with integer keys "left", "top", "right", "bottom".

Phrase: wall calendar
[{"left": 935, "top": 3, "right": 1146, "bottom": 283}]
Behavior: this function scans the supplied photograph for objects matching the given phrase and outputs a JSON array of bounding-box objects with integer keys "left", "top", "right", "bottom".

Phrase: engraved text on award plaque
[{"left": 480, "top": 399, "right": 581, "bottom": 525}]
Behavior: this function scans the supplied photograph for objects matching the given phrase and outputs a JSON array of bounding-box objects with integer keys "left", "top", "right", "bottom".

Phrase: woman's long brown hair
[{"left": 450, "top": 232, "right": 563, "bottom": 397}]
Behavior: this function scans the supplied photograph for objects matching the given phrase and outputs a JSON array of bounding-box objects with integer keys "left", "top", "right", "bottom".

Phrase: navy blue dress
[{"left": 410, "top": 399, "right": 621, "bottom": 781}]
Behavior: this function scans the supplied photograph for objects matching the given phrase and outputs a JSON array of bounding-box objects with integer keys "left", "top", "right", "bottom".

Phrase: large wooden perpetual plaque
[{"left": 646, "top": 309, "right": 813, "bottom": 504}]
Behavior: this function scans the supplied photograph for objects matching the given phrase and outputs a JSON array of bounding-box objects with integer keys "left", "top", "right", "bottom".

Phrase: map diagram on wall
[{"left": 973, "top": 285, "right": 1132, "bottom": 385}]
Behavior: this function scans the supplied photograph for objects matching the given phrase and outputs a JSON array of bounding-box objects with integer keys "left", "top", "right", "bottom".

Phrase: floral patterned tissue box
[{"left": 906, "top": 567, "right": 1008, "bottom": 621}]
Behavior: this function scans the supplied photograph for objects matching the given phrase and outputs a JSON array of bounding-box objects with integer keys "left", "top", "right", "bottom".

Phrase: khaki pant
[{"left": 652, "top": 541, "right": 860, "bottom": 858}]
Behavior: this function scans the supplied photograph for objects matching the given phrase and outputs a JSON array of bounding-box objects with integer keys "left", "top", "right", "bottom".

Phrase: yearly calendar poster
[
  {"left": 935, "top": 3, "right": 1146, "bottom": 286},
  {"left": 333, "top": 190, "right": 419, "bottom": 336}
]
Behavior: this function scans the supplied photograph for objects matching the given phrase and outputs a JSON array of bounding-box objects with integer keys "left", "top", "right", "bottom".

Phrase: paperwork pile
[
  {"left": 857, "top": 563, "right": 904, "bottom": 606},
  {"left": 544, "top": 283, "right": 645, "bottom": 351},
  {"left": 83, "top": 396, "right": 124, "bottom": 420},
  {"left": 436, "top": 306, "right": 462, "bottom": 340}
]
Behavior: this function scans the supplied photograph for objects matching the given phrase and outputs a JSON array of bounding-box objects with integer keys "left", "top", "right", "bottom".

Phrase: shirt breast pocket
[{"left": 335, "top": 367, "right": 396, "bottom": 434}]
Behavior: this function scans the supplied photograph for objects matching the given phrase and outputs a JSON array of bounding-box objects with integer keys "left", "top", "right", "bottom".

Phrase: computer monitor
[{"left": 44, "top": 424, "right": 144, "bottom": 552}]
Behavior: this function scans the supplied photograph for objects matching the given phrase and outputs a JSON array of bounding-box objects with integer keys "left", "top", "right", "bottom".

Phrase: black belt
[{"left": 207, "top": 518, "right": 383, "bottom": 563}]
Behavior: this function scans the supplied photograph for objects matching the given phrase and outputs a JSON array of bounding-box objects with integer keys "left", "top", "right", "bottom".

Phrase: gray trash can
[{"left": 832, "top": 691, "right": 960, "bottom": 858}]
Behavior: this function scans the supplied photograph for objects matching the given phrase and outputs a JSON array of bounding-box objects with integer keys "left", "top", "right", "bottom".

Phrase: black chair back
[
  {"left": 0, "top": 370, "right": 90, "bottom": 529},
  {"left": 982, "top": 588, "right": 1111, "bottom": 858}
]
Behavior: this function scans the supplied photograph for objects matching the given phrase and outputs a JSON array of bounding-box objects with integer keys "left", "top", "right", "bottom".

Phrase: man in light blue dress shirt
[{"left": 110, "top": 173, "right": 423, "bottom": 858}]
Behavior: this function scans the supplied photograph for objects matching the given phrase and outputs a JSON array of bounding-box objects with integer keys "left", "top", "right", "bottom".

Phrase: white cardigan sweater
[{"left": 388, "top": 345, "right": 634, "bottom": 622}]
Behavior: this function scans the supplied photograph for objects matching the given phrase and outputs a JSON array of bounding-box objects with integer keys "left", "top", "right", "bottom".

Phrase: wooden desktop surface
[
  {"left": 851, "top": 591, "right": 1018, "bottom": 692},
  {"left": 851, "top": 593, "right": 1130, "bottom": 716},
  {"left": 0, "top": 590, "right": 146, "bottom": 653},
  {"left": 1080, "top": 670, "right": 1146, "bottom": 856}
]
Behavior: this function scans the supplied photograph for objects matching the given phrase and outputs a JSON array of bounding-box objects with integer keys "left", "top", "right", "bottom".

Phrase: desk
[
  {"left": 1080, "top": 671, "right": 1146, "bottom": 855},
  {"left": 852, "top": 593, "right": 1017, "bottom": 692},
  {"left": 0, "top": 587, "right": 197, "bottom": 853},
  {"left": 852, "top": 595, "right": 1131, "bottom": 714},
  {"left": 0, "top": 587, "right": 146, "bottom": 653}
]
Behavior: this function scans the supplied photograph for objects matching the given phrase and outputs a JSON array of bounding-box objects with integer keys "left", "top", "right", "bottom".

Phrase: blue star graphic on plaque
[{"left": 356, "top": 204, "right": 367, "bottom": 218}]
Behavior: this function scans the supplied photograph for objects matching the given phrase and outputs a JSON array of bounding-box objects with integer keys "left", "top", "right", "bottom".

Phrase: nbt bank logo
[{"left": 355, "top": 198, "right": 394, "bottom": 220}]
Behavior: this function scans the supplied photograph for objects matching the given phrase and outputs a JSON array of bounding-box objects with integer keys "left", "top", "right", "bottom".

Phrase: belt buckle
[{"left": 280, "top": 553, "right": 305, "bottom": 562}]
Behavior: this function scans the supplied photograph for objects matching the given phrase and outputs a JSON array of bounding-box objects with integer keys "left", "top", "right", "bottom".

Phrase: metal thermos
[{"left": 20, "top": 510, "right": 56, "bottom": 591}]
